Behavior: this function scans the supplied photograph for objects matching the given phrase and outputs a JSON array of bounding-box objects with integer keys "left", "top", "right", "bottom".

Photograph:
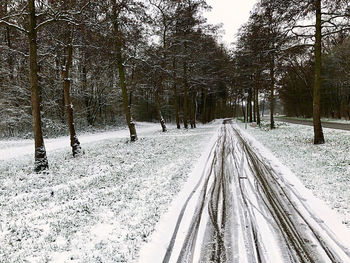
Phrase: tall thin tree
[{"left": 28, "top": 0, "right": 49, "bottom": 171}]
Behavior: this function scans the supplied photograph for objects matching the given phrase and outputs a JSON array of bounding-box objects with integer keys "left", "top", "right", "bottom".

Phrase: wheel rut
[{"left": 161, "top": 120, "right": 350, "bottom": 263}]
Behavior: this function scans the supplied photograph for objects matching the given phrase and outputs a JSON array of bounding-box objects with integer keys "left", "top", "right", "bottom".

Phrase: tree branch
[{"left": 0, "top": 20, "right": 28, "bottom": 34}]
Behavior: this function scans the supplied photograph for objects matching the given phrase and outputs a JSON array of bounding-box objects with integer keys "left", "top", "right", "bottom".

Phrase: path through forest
[
  {"left": 142, "top": 120, "right": 350, "bottom": 263},
  {"left": 275, "top": 117, "right": 350, "bottom": 131}
]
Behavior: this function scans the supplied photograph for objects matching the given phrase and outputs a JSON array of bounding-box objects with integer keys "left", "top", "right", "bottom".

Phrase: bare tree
[
  {"left": 110, "top": 0, "right": 142, "bottom": 141},
  {"left": 0, "top": 0, "right": 50, "bottom": 171},
  {"left": 62, "top": 27, "right": 82, "bottom": 156}
]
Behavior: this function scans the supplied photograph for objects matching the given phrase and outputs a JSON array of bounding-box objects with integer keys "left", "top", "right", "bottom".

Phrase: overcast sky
[{"left": 204, "top": 0, "right": 259, "bottom": 46}]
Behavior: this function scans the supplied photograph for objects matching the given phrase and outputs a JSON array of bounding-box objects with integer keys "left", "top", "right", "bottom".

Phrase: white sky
[{"left": 204, "top": 0, "right": 259, "bottom": 46}]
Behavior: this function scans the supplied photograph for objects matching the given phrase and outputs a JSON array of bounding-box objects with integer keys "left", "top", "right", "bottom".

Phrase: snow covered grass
[
  {"left": 240, "top": 120, "right": 350, "bottom": 227},
  {"left": 0, "top": 123, "right": 217, "bottom": 263}
]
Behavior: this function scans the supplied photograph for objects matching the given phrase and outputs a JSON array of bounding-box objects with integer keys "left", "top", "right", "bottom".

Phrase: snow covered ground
[
  {"left": 2, "top": 119, "right": 349, "bottom": 263},
  {"left": 240, "top": 120, "right": 350, "bottom": 227},
  {"left": 139, "top": 120, "right": 350, "bottom": 263},
  {"left": 0, "top": 123, "right": 158, "bottom": 161},
  {"left": 0, "top": 122, "right": 217, "bottom": 263}
]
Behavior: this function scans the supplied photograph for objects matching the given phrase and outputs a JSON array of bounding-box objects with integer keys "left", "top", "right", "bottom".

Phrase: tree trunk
[
  {"left": 117, "top": 48, "right": 137, "bottom": 141},
  {"left": 158, "top": 23, "right": 168, "bottom": 132},
  {"left": 0, "top": 2, "right": 3, "bottom": 102},
  {"left": 248, "top": 88, "right": 253, "bottom": 122},
  {"left": 112, "top": 2, "right": 137, "bottom": 141},
  {"left": 234, "top": 97, "right": 238, "bottom": 118},
  {"left": 62, "top": 29, "right": 81, "bottom": 156},
  {"left": 253, "top": 88, "right": 256, "bottom": 122},
  {"left": 202, "top": 89, "right": 207, "bottom": 123},
  {"left": 241, "top": 99, "right": 246, "bottom": 122},
  {"left": 55, "top": 55, "right": 65, "bottom": 123},
  {"left": 189, "top": 90, "right": 195, "bottom": 128},
  {"left": 2, "top": 0, "right": 13, "bottom": 81},
  {"left": 28, "top": 0, "right": 49, "bottom": 172},
  {"left": 173, "top": 85, "right": 180, "bottom": 129},
  {"left": 255, "top": 86, "right": 260, "bottom": 126},
  {"left": 270, "top": 52, "right": 275, "bottom": 129},
  {"left": 313, "top": 0, "right": 325, "bottom": 144},
  {"left": 262, "top": 94, "right": 265, "bottom": 118},
  {"left": 81, "top": 58, "right": 94, "bottom": 126},
  {"left": 183, "top": 60, "right": 189, "bottom": 129},
  {"left": 172, "top": 58, "right": 180, "bottom": 129},
  {"left": 6, "top": 24, "right": 14, "bottom": 81},
  {"left": 194, "top": 92, "right": 197, "bottom": 128},
  {"left": 155, "top": 87, "right": 167, "bottom": 132}
]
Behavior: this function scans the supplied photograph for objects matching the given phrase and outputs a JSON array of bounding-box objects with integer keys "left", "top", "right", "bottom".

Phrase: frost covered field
[
  {"left": 241, "top": 121, "right": 350, "bottom": 227},
  {"left": 0, "top": 123, "right": 217, "bottom": 262}
]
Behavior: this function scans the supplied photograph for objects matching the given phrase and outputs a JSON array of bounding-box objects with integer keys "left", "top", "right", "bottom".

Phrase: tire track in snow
[{"left": 159, "top": 119, "right": 350, "bottom": 263}]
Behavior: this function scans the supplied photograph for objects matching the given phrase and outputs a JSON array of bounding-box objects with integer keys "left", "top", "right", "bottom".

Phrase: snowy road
[
  {"left": 276, "top": 117, "right": 350, "bottom": 131},
  {"left": 143, "top": 120, "right": 350, "bottom": 263}
]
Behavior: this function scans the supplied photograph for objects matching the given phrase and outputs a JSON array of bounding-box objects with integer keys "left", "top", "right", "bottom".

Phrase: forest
[{"left": 1, "top": 0, "right": 350, "bottom": 172}]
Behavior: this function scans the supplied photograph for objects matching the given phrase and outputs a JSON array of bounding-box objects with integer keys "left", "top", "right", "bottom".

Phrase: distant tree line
[
  {"left": 234, "top": 0, "right": 350, "bottom": 144},
  {"left": 2, "top": 0, "right": 350, "bottom": 172},
  {"left": 0, "top": 0, "right": 236, "bottom": 171}
]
